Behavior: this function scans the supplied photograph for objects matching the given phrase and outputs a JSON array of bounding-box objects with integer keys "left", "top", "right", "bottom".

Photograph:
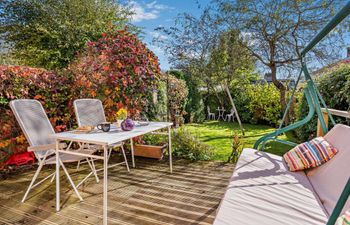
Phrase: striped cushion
[
  {"left": 283, "top": 137, "right": 338, "bottom": 172},
  {"left": 336, "top": 209, "right": 350, "bottom": 225}
]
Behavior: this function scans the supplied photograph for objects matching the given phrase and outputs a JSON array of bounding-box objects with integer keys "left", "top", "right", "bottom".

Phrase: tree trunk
[{"left": 270, "top": 64, "right": 289, "bottom": 125}]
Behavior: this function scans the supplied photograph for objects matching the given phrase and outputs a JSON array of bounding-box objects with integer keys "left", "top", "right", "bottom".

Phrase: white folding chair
[
  {"left": 207, "top": 106, "right": 216, "bottom": 120},
  {"left": 10, "top": 99, "right": 98, "bottom": 203},
  {"left": 73, "top": 99, "right": 129, "bottom": 172},
  {"left": 225, "top": 109, "right": 235, "bottom": 122}
]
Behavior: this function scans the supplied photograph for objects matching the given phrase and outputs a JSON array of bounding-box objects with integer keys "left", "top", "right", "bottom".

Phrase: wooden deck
[{"left": 0, "top": 155, "right": 234, "bottom": 225}]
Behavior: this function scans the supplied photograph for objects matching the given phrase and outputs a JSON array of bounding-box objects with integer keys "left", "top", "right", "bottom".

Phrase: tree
[
  {"left": 216, "top": 0, "right": 345, "bottom": 124},
  {"left": 156, "top": 9, "right": 254, "bottom": 133},
  {"left": 155, "top": 7, "right": 221, "bottom": 89},
  {"left": 207, "top": 30, "right": 254, "bottom": 87},
  {"left": 0, "top": 0, "right": 132, "bottom": 69},
  {"left": 169, "top": 70, "right": 205, "bottom": 123}
]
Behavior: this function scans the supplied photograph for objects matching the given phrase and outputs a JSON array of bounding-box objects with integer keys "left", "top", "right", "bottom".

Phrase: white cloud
[
  {"left": 128, "top": 1, "right": 172, "bottom": 23},
  {"left": 145, "top": 1, "right": 173, "bottom": 10},
  {"left": 149, "top": 31, "right": 168, "bottom": 41}
]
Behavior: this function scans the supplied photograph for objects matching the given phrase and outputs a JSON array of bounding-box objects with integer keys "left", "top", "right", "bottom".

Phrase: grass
[{"left": 183, "top": 121, "right": 299, "bottom": 161}]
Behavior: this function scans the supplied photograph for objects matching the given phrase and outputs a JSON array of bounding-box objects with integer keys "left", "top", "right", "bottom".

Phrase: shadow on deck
[{"left": 0, "top": 155, "right": 234, "bottom": 225}]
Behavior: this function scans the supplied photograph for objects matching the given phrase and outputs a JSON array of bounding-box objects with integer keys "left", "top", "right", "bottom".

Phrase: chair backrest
[
  {"left": 307, "top": 124, "right": 350, "bottom": 215},
  {"left": 207, "top": 106, "right": 211, "bottom": 114},
  {"left": 10, "top": 99, "right": 55, "bottom": 160},
  {"left": 74, "top": 99, "right": 106, "bottom": 127}
]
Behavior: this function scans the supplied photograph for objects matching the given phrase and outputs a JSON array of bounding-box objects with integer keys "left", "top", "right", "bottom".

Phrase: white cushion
[
  {"left": 307, "top": 124, "right": 350, "bottom": 215},
  {"left": 214, "top": 148, "right": 328, "bottom": 225}
]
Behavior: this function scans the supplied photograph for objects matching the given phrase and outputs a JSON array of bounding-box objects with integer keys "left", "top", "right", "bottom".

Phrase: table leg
[
  {"left": 55, "top": 140, "right": 60, "bottom": 212},
  {"left": 130, "top": 138, "right": 135, "bottom": 168},
  {"left": 103, "top": 145, "right": 108, "bottom": 225},
  {"left": 168, "top": 126, "right": 172, "bottom": 173}
]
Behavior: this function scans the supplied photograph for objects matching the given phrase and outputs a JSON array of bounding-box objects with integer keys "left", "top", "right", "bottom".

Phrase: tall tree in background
[
  {"left": 216, "top": 0, "right": 345, "bottom": 124},
  {"left": 156, "top": 8, "right": 253, "bottom": 134},
  {"left": 155, "top": 7, "right": 222, "bottom": 119},
  {"left": 0, "top": 0, "right": 132, "bottom": 69},
  {"left": 207, "top": 30, "right": 254, "bottom": 87},
  {"left": 156, "top": 7, "right": 254, "bottom": 101}
]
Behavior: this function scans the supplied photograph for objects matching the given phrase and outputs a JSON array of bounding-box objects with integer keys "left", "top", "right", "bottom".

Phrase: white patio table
[
  {"left": 50, "top": 121, "right": 173, "bottom": 225},
  {"left": 216, "top": 107, "right": 226, "bottom": 121}
]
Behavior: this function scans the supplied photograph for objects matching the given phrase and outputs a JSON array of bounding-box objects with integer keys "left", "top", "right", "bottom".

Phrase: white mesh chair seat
[
  {"left": 74, "top": 99, "right": 106, "bottom": 127},
  {"left": 10, "top": 99, "right": 99, "bottom": 203},
  {"left": 73, "top": 98, "right": 129, "bottom": 172},
  {"left": 10, "top": 100, "right": 56, "bottom": 160}
]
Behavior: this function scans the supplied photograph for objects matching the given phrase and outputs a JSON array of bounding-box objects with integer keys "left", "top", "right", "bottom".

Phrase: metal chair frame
[
  {"left": 73, "top": 99, "right": 130, "bottom": 174},
  {"left": 10, "top": 99, "right": 98, "bottom": 203},
  {"left": 207, "top": 106, "right": 216, "bottom": 120}
]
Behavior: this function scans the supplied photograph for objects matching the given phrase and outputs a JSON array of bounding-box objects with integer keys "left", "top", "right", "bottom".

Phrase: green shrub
[
  {"left": 295, "top": 65, "right": 350, "bottom": 141},
  {"left": 246, "top": 84, "right": 282, "bottom": 125},
  {"left": 172, "top": 128, "right": 213, "bottom": 161},
  {"left": 140, "top": 133, "right": 167, "bottom": 146},
  {"left": 136, "top": 128, "right": 213, "bottom": 161},
  {"left": 205, "top": 72, "right": 282, "bottom": 126}
]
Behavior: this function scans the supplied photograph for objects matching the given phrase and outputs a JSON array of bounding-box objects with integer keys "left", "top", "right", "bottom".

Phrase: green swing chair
[{"left": 252, "top": 2, "right": 350, "bottom": 224}]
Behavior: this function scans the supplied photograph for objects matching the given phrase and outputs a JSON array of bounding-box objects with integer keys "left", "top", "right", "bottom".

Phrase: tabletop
[{"left": 50, "top": 121, "right": 173, "bottom": 146}]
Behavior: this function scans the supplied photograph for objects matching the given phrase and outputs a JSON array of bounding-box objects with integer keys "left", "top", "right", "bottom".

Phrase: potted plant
[{"left": 133, "top": 134, "right": 167, "bottom": 160}]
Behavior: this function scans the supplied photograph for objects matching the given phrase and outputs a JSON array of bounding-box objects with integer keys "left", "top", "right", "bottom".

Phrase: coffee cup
[{"left": 97, "top": 122, "right": 111, "bottom": 132}]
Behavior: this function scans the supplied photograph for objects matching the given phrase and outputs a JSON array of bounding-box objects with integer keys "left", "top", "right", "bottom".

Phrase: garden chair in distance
[
  {"left": 207, "top": 106, "right": 216, "bottom": 120},
  {"left": 10, "top": 99, "right": 98, "bottom": 203},
  {"left": 225, "top": 109, "right": 235, "bottom": 122},
  {"left": 73, "top": 98, "right": 130, "bottom": 174}
]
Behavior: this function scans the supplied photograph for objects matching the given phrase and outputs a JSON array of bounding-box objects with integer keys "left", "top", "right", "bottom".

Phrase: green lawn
[{"left": 184, "top": 121, "right": 299, "bottom": 161}]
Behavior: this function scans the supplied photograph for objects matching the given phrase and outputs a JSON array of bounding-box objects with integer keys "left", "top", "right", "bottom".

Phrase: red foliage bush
[
  {"left": 68, "top": 28, "right": 161, "bottom": 120},
  {"left": 0, "top": 66, "right": 73, "bottom": 167},
  {"left": 0, "top": 28, "right": 161, "bottom": 168}
]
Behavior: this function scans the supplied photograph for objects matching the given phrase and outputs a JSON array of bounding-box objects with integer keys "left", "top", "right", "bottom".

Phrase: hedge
[{"left": 295, "top": 64, "right": 350, "bottom": 141}]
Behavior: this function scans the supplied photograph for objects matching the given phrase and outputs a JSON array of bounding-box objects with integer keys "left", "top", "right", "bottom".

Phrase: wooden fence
[{"left": 317, "top": 108, "right": 350, "bottom": 136}]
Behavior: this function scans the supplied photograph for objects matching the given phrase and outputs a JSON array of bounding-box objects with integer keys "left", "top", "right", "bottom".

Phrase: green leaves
[
  {"left": 246, "top": 84, "right": 282, "bottom": 125},
  {"left": 172, "top": 128, "right": 213, "bottom": 161},
  {"left": 296, "top": 64, "right": 350, "bottom": 141},
  {"left": 1, "top": 0, "right": 132, "bottom": 69}
]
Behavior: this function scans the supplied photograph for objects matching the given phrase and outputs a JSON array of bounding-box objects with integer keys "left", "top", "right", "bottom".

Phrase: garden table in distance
[
  {"left": 50, "top": 121, "right": 173, "bottom": 225},
  {"left": 217, "top": 108, "right": 226, "bottom": 121}
]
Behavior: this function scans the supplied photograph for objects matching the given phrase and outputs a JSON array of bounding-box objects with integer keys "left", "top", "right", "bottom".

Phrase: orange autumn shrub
[{"left": 68, "top": 28, "right": 161, "bottom": 120}]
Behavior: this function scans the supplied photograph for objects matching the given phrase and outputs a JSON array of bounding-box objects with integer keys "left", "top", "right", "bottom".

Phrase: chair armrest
[{"left": 28, "top": 143, "right": 67, "bottom": 152}]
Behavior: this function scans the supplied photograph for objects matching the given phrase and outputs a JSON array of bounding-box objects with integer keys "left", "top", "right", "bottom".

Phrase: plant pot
[{"left": 133, "top": 144, "right": 167, "bottom": 160}]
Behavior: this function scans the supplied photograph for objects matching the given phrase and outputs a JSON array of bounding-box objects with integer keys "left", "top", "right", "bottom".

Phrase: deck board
[{"left": 0, "top": 156, "right": 234, "bottom": 225}]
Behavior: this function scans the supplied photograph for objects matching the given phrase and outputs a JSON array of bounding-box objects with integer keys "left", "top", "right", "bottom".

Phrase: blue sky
[
  {"left": 126, "top": 0, "right": 211, "bottom": 71},
  {"left": 126, "top": 1, "right": 350, "bottom": 73}
]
